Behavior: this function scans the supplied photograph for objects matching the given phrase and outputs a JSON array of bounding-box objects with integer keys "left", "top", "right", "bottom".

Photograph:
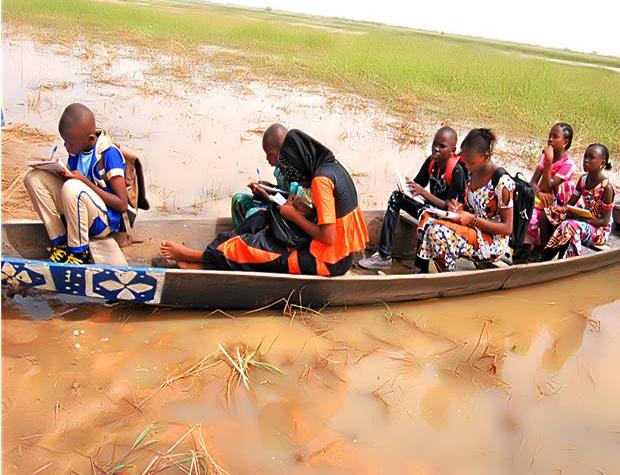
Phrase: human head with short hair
[
  {"left": 58, "top": 103, "right": 97, "bottom": 156},
  {"left": 262, "top": 123, "right": 288, "bottom": 166},
  {"left": 431, "top": 126, "right": 458, "bottom": 164},
  {"left": 460, "top": 128, "right": 496, "bottom": 173}
]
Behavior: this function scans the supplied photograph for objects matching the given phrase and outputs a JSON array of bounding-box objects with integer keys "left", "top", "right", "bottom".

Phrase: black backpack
[
  {"left": 267, "top": 204, "right": 313, "bottom": 249},
  {"left": 491, "top": 167, "right": 535, "bottom": 249}
]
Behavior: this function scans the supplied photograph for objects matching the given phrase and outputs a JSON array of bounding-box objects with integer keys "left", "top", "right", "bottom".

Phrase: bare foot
[{"left": 160, "top": 240, "right": 200, "bottom": 262}]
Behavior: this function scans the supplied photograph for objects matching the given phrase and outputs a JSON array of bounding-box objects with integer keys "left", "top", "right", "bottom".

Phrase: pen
[
  {"left": 50, "top": 144, "right": 58, "bottom": 161},
  {"left": 256, "top": 168, "right": 261, "bottom": 182}
]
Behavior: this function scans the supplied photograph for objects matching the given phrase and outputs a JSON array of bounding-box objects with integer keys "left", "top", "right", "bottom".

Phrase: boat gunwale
[{"left": 3, "top": 245, "right": 620, "bottom": 282}]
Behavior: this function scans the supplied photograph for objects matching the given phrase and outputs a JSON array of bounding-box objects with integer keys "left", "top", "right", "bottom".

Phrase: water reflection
[{"left": 2, "top": 264, "right": 619, "bottom": 474}]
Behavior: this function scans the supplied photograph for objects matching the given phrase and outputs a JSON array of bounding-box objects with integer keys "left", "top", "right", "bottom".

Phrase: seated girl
[
  {"left": 415, "top": 128, "right": 514, "bottom": 273},
  {"left": 160, "top": 129, "right": 369, "bottom": 276},
  {"left": 543, "top": 144, "right": 614, "bottom": 260},
  {"left": 520, "top": 123, "right": 577, "bottom": 260}
]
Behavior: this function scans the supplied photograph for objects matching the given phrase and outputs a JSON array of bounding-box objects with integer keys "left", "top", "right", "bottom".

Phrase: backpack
[
  {"left": 94, "top": 133, "right": 150, "bottom": 240},
  {"left": 267, "top": 204, "right": 313, "bottom": 249},
  {"left": 491, "top": 167, "right": 535, "bottom": 249},
  {"left": 427, "top": 153, "right": 467, "bottom": 187}
]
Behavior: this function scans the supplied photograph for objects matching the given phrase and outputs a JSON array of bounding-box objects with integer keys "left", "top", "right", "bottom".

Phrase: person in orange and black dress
[{"left": 159, "top": 129, "right": 368, "bottom": 276}]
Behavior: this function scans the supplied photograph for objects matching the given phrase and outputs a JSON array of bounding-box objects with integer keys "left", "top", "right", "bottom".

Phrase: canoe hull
[
  {"left": 2, "top": 213, "right": 620, "bottom": 309},
  {"left": 149, "top": 248, "right": 620, "bottom": 308},
  {"left": 3, "top": 248, "right": 619, "bottom": 309}
]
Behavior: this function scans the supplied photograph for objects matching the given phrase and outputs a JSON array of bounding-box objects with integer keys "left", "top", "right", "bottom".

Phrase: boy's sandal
[
  {"left": 150, "top": 257, "right": 179, "bottom": 269},
  {"left": 49, "top": 247, "right": 68, "bottom": 263}
]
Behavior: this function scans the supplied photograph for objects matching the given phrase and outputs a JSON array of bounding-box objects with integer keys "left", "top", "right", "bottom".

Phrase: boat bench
[{"left": 90, "top": 236, "right": 128, "bottom": 266}]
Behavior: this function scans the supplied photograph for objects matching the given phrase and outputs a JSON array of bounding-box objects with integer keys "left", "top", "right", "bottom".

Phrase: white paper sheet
[
  {"left": 268, "top": 192, "right": 287, "bottom": 206},
  {"left": 27, "top": 160, "right": 68, "bottom": 175}
]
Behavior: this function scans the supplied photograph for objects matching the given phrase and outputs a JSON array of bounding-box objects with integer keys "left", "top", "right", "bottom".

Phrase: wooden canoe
[{"left": 2, "top": 208, "right": 620, "bottom": 309}]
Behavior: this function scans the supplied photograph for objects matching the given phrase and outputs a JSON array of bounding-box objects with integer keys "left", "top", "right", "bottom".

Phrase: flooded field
[
  {"left": 3, "top": 30, "right": 620, "bottom": 475},
  {"left": 3, "top": 265, "right": 620, "bottom": 474},
  {"left": 2, "top": 31, "right": 421, "bottom": 217},
  {"left": 2, "top": 29, "right": 551, "bottom": 220}
]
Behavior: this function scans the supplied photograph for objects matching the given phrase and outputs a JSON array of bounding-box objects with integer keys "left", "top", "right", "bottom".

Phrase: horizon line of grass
[
  {"left": 190, "top": 0, "right": 620, "bottom": 69},
  {"left": 3, "top": 0, "right": 620, "bottom": 155}
]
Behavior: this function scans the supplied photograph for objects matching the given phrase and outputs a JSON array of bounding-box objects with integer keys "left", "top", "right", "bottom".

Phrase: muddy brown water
[
  {"left": 3, "top": 32, "right": 620, "bottom": 475},
  {"left": 3, "top": 264, "right": 620, "bottom": 474}
]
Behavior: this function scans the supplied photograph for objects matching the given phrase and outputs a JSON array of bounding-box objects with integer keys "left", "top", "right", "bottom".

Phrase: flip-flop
[{"left": 150, "top": 257, "right": 179, "bottom": 269}]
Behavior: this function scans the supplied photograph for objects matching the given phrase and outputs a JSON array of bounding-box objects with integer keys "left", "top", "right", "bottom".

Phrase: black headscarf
[{"left": 277, "top": 129, "right": 336, "bottom": 182}]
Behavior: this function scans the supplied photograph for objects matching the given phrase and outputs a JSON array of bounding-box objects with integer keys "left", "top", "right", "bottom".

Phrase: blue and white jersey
[{"left": 67, "top": 143, "right": 126, "bottom": 232}]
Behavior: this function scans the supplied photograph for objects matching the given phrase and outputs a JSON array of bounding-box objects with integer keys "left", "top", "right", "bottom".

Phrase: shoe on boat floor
[
  {"left": 49, "top": 244, "right": 68, "bottom": 263},
  {"left": 358, "top": 251, "right": 393, "bottom": 270},
  {"left": 48, "top": 245, "right": 92, "bottom": 264},
  {"left": 65, "top": 250, "right": 92, "bottom": 265}
]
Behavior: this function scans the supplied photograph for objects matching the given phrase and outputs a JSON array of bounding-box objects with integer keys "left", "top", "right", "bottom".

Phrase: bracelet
[{"left": 471, "top": 215, "right": 478, "bottom": 227}]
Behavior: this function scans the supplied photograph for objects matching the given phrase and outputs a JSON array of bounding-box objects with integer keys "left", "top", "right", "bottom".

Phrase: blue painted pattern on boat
[{"left": 1, "top": 257, "right": 165, "bottom": 304}]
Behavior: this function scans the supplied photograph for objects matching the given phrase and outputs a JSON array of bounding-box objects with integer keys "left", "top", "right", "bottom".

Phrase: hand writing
[
  {"left": 248, "top": 181, "right": 269, "bottom": 201},
  {"left": 59, "top": 169, "right": 88, "bottom": 184},
  {"left": 447, "top": 199, "right": 464, "bottom": 213}
]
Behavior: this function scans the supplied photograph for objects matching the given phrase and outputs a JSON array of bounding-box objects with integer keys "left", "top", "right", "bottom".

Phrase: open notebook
[
  {"left": 268, "top": 192, "right": 287, "bottom": 206},
  {"left": 27, "top": 160, "right": 68, "bottom": 175},
  {"left": 395, "top": 170, "right": 426, "bottom": 205},
  {"left": 424, "top": 207, "right": 459, "bottom": 220},
  {"left": 567, "top": 205, "right": 594, "bottom": 219}
]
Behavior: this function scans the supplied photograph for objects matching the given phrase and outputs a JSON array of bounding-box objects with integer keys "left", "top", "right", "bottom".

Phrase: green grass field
[{"left": 4, "top": 0, "right": 620, "bottom": 154}]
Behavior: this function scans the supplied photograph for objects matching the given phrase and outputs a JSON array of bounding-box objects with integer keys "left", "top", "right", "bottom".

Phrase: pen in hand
[{"left": 50, "top": 144, "right": 58, "bottom": 161}]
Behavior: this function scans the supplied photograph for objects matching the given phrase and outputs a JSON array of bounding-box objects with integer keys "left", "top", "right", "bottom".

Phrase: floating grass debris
[{"left": 218, "top": 338, "right": 283, "bottom": 406}]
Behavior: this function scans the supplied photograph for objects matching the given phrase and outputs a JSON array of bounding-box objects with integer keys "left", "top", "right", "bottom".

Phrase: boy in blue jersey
[{"left": 24, "top": 103, "right": 128, "bottom": 264}]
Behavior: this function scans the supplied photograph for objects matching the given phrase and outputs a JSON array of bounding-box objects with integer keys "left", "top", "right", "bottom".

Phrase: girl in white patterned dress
[{"left": 416, "top": 129, "right": 515, "bottom": 272}]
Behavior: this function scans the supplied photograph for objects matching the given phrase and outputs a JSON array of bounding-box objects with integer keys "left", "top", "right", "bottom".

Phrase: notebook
[
  {"left": 424, "top": 206, "right": 459, "bottom": 220},
  {"left": 268, "top": 192, "right": 287, "bottom": 206},
  {"left": 27, "top": 160, "right": 68, "bottom": 175},
  {"left": 567, "top": 205, "right": 593, "bottom": 219}
]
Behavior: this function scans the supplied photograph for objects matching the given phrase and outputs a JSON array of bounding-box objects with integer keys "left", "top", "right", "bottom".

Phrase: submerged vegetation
[{"left": 4, "top": 0, "right": 620, "bottom": 154}]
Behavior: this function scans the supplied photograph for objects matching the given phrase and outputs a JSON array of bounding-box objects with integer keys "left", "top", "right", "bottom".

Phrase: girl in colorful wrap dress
[
  {"left": 543, "top": 144, "right": 614, "bottom": 260},
  {"left": 160, "top": 130, "right": 368, "bottom": 276},
  {"left": 522, "top": 123, "right": 577, "bottom": 257},
  {"left": 415, "top": 129, "right": 515, "bottom": 273}
]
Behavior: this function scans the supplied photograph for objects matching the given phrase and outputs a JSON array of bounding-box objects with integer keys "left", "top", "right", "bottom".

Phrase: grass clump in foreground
[{"left": 4, "top": 0, "right": 620, "bottom": 154}]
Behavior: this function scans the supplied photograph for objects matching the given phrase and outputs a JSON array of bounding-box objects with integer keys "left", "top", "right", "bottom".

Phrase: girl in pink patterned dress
[
  {"left": 543, "top": 144, "right": 614, "bottom": 260},
  {"left": 522, "top": 123, "right": 577, "bottom": 258}
]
